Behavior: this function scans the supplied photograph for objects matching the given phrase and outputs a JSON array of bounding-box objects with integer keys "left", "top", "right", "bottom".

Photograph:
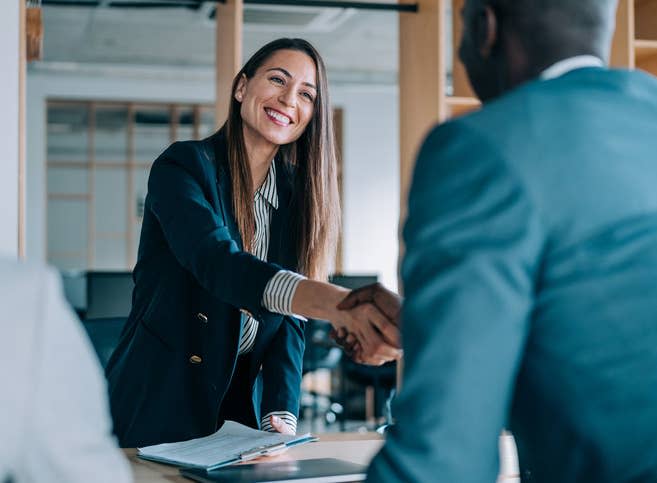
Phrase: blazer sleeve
[
  {"left": 147, "top": 142, "right": 281, "bottom": 320},
  {"left": 259, "top": 316, "right": 305, "bottom": 421},
  {"left": 367, "top": 120, "right": 545, "bottom": 482}
]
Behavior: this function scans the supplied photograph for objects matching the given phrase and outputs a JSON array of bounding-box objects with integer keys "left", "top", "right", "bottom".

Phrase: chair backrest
[
  {"left": 328, "top": 274, "right": 378, "bottom": 291},
  {"left": 60, "top": 270, "right": 87, "bottom": 315},
  {"left": 86, "top": 271, "right": 134, "bottom": 319},
  {"left": 82, "top": 317, "right": 127, "bottom": 369},
  {"left": 303, "top": 319, "right": 342, "bottom": 374}
]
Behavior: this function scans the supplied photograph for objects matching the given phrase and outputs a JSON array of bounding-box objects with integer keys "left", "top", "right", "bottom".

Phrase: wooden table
[{"left": 126, "top": 432, "right": 384, "bottom": 482}]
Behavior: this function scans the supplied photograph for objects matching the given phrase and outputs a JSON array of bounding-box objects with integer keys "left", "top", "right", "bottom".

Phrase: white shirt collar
[
  {"left": 255, "top": 160, "right": 278, "bottom": 209},
  {"left": 539, "top": 55, "right": 605, "bottom": 81}
]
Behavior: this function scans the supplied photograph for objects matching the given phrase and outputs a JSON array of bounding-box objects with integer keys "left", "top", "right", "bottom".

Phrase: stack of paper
[{"left": 138, "top": 421, "right": 316, "bottom": 471}]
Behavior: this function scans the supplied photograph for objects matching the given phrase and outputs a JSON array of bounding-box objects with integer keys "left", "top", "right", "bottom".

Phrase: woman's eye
[
  {"left": 301, "top": 91, "right": 314, "bottom": 102},
  {"left": 270, "top": 76, "right": 285, "bottom": 85}
]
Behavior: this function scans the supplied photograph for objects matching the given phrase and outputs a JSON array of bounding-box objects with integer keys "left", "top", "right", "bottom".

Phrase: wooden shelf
[
  {"left": 635, "top": 39, "right": 657, "bottom": 74},
  {"left": 635, "top": 0, "right": 657, "bottom": 41},
  {"left": 446, "top": 96, "right": 481, "bottom": 118},
  {"left": 613, "top": 2, "right": 657, "bottom": 74},
  {"left": 634, "top": 39, "right": 657, "bottom": 56}
]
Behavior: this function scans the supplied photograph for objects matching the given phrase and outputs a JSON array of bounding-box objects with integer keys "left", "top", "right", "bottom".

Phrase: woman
[{"left": 106, "top": 38, "right": 400, "bottom": 448}]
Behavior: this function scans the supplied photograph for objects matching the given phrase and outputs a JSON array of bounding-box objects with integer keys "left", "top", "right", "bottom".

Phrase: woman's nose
[{"left": 279, "top": 87, "right": 296, "bottom": 107}]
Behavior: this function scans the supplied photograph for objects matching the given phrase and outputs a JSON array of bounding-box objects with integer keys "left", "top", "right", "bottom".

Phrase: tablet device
[{"left": 180, "top": 457, "right": 367, "bottom": 483}]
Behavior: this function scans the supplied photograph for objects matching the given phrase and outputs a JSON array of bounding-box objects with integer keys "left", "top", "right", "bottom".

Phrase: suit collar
[{"left": 540, "top": 55, "right": 604, "bottom": 81}]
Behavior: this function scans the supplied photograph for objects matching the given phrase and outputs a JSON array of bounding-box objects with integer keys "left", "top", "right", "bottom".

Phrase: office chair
[
  {"left": 300, "top": 319, "right": 344, "bottom": 431},
  {"left": 85, "top": 271, "right": 134, "bottom": 319},
  {"left": 327, "top": 274, "right": 398, "bottom": 430},
  {"left": 82, "top": 317, "right": 127, "bottom": 369}
]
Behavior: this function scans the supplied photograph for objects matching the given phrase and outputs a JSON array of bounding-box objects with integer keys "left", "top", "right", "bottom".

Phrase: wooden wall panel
[
  {"left": 19, "top": 0, "right": 26, "bottom": 258},
  {"left": 215, "top": 0, "right": 243, "bottom": 128},
  {"left": 635, "top": 0, "right": 657, "bottom": 40},
  {"left": 399, "top": 0, "right": 446, "bottom": 227},
  {"left": 451, "top": 0, "right": 475, "bottom": 98},
  {"left": 611, "top": 0, "right": 635, "bottom": 68}
]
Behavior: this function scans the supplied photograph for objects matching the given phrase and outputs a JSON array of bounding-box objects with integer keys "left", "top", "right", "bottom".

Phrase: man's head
[{"left": 459, "top": 0, "right": 619, "bottom": 101}]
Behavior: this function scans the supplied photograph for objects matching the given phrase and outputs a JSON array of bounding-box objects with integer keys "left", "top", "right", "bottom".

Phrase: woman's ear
[
  {"left": 476, "top": 5, "right": 498, "bottom": 59},
  {"left": 234, "top": 74, "right": 247, "bottom": 102}
]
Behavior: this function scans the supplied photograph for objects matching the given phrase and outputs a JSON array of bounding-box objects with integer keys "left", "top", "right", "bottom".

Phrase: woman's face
[{"left": 235, "top": 49, "right": 318, "bottom": 150}]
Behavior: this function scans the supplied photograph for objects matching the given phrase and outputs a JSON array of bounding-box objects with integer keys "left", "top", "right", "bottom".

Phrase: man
[
  {"left": 343, "top": 0, "right": 657, "bottom": 481},
  {"left": 0, "top": 260, "right": 131, "bottom": 482}
]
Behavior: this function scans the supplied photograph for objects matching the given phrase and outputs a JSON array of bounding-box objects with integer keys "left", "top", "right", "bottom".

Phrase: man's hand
[
  {"left": 330, "top": 302, "right": 402, "bottom": 365},
  {"left": 337, "top": 282, "right": 402, "bottom": 327},
  {"left": 289, "top": 279, "right": 402, "bottom": 366},
  {"left": 332, "top": 283, "right": 403, "bottom": 365},
  {"left": 330, "top": 327, "right": 359, "bottom": 357}
]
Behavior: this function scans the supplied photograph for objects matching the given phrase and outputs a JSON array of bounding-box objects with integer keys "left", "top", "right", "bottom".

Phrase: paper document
[{"left": 137, "top": 421, "right": 316, "bottom": 471}]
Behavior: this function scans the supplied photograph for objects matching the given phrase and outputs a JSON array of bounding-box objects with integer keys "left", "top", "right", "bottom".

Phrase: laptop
[{"left": 180, "top": 457, "right": 367, "bottom": 483}]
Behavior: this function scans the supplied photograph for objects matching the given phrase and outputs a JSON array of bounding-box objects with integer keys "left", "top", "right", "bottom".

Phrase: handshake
[{"left": 332, "top": 283, "right": 403, "bottom": 366}]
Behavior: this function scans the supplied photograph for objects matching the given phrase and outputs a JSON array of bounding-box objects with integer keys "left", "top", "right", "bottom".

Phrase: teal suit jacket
[{"left": 368, "top": 68, "right": 657, "bottom": 482}]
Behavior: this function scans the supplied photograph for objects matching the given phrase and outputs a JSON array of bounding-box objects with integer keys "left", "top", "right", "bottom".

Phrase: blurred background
[
  {"left": 27, "top": 0, "right": 435, "bottom": 434},
  {"left": 28, "top": 0, "right": 414, "bottom": 288}
]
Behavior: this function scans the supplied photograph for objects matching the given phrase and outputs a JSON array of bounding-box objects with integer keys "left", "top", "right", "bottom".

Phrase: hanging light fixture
[{"left": 26, "top": 0, "right": 43, "bottom": 61}]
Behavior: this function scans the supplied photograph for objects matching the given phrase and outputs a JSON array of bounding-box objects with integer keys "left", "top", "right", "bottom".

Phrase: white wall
[
  {"left": 27, "top": 65, "right": 400, "bottom": 289},
  {"left": 331, "top": 87, "right": 399, "bottom": 290},
  {"left": 0, "top": 1, "right": 20, "bottom": 257}
]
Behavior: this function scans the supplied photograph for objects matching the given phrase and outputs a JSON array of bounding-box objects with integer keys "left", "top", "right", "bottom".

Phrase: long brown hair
[{"left": 224, "top": 38, "right": 340, "bottom": 281}]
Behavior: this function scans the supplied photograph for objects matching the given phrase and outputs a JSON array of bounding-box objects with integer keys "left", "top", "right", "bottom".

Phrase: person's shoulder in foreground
[
  {"left": 366, "top": 0, "right": 657, "bottom": 479},
  {"left": 0, "top": 259, "right": 132, "bottom": 483}
]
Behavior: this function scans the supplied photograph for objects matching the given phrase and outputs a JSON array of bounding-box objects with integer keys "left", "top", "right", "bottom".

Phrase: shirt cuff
[
  {"left": 262, "top": 270, "right": 306, "bottom": 317},
  {"left": 261, "top": 411, "right": 298, "bottom": 434}
]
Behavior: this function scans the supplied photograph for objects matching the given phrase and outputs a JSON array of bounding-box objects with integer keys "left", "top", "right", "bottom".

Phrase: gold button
[
  {"left": 197, "top": 312, "right": 208, "bottom": 323},
  {"left": 189, "top": 355, "right": 202, "bottom": 364}
]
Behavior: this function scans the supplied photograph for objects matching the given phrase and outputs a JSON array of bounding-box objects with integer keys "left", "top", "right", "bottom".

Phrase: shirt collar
[
  {"left": 539, "top": 55, "right": 604, "bottom": 81},
  {"left": 255, "top": 160, "right": 278, "bottom": 209}
]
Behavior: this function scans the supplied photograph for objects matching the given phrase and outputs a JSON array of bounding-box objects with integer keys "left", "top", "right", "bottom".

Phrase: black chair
[
  {"left": 85, "top": 271, "right": 134, "bottom": 319},
  {"left": 60, "top": 270, "right": 87, "bottom": 319},
  {"left": 341, "top": 359, "right": 397, "bottom": 428},
  {"left": 327, "top": 274, "right": 398, "bottom": 429},
  {"left": 82, "top": 317, "right": 127, "bottom": 369},
  {"left": 300, "top": 319, "right": 344, "bottom": 431}
]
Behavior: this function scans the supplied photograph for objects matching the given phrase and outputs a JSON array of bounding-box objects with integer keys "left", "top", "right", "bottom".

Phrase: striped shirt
[{"left": 240, "top": 160, "right": 305, "bottom": 434}]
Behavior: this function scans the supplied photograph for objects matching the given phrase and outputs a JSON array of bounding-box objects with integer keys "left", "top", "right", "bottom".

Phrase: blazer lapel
[
  {"left": 211, "top": 132, "right": 295, "bottom": 268},
  {"left": 267, "top": 157, "right": 295, "bottom": 269}
]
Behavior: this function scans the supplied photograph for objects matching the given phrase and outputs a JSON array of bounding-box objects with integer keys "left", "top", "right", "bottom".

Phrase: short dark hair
[{"left": 487, "top": 0, "right": 618, "bottom": 62}]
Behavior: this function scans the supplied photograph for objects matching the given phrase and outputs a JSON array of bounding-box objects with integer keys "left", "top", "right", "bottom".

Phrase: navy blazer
[{"left": 106, "top": 129, "right": 305, "bottom": 448}]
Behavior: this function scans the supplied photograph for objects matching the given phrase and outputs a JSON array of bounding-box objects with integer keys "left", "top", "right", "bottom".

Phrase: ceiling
[{"left": 37, "top": 1, "right": 406, "bottom": 84}]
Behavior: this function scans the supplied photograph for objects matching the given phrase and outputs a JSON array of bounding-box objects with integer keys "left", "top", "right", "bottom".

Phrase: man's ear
[
  {"left": 234, "top": 74, "right": 247, "bottom": 102},
  {"left": 476, "top": 5, "right": 498, "bottom": 59}
]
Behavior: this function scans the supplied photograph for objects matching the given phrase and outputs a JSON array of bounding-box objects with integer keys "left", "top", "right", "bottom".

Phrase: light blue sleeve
[
  {"left": 20, "top": 268, "right": 132, "bottom": 483},
  {"left": 367, "top": 120, "right": 544, "bottom": 483}
]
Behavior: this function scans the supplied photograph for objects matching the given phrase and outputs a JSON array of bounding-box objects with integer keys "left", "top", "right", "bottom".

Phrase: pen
[{"left": 240, "top": 442, "right": 287, "bottom": 460}]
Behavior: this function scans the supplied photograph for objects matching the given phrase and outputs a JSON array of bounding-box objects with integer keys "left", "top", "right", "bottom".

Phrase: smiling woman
[{"left": 105, "top": 38, "right": 402, "bottom": 449}]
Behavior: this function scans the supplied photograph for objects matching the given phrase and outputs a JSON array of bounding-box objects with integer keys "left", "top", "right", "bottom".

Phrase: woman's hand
[
  {"left": 330, "top": 302, "right": 402, "bottom": 365},
  {"left": 290, "top": 279, "right": 402, "bottom": 366},
  {"left": 269, "top": 415, "right": 295, "bottom": 435}
]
